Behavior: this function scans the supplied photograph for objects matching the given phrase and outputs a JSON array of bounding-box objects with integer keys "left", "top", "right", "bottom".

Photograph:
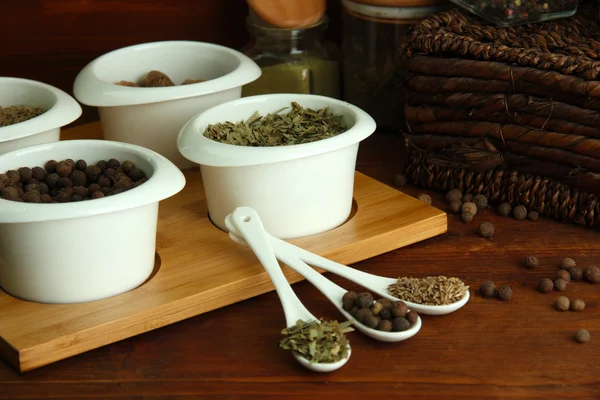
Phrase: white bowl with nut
[
  {"left": 73, "top": 40, "right": 262, "bottom": 170},
  {"left": 177, "top": 93, "right": 377, "bottom": 239},
  {"left": 0, "top": 139, "right": 185, "bottom": 304},
  {"left": 0, "top": 77, "right": 82, "bottom": 155}
]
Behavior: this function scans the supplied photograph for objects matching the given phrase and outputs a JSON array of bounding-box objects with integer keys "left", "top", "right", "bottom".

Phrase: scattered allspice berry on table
[
  {"left": 445, "top": 189, "right": 462, "bottom": 202},
  {"left": 556, "top": 270, "right": 571, "bottom": 283},
  {"left": 574, "top": 329, "right": 590, "bottom": 343},
  {"left": 567, "top": 266, "right": 584, "bottom": 281},
  {"left": 512, "top": 205, "right": 528, "bottom": 221},
  {"left": 461, "top": 212, "right": 474, "bottom": 223},
  {"left": 479, "top": 281, "right": 496, "bottom": 298},
  {"left": 496, "top": 285, "right": 513, "bottom": 301},
  {"left": 462, "top": 202, "right": 478, "bottom": 216},
  {"left": 554, "top": 278, "right": 568, "bottom": 292},
  {"left": 583, "top": 266, "right": 600, "bottom": 283},
  {"left": 497, "top": 202, "right": 512, "bottom": 217},
  {"left": 570, "top": 298, "right": 585, "bottom": 312},
  {"left": 477, "top": 222, "right": 495, "bottom": 239},
  {"left": 555, "top": 296, "right": 570, "bottom": 311},
  {"left": 462, "top": 194, "right": 473, "bottom": 203},
  {"left": 560, "top": 258, "right": 576, "bottom": 270},
  {"left": 417, "top": 193, "right": 432, "bottom": 205},
  {"left": 473, "top": 194, "right": 488, "bottom": 210},
  {"left": 449, "top": 200, "right": 463, "bottom": 214},
  {"left": 394, "top": 173, "right": 407, "bottom": 187},
  {"left": 524, "top": 255, "right": 539, "bottom": 269},
  {"left": 537, "top": 278, "right": 554, "bottom": 293},
  {"left": 527, "top": 211, "right": 539, "bottom": 221}
]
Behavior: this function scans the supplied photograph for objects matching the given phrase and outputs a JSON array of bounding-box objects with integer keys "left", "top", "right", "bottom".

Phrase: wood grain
[
  {"left": 0, "top": 123, "right": 446, "bottom": 373},
  {"left": 0, "top": 131, "right": 599, "bottom": 398}
]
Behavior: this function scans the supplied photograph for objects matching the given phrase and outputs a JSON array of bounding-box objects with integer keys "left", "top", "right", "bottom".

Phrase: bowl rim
[
  {"left": 0, "top": 77, "right": 82, "bottom": 142},
  {"left": 72, "top": 40, "right": 262, "bottom": 107},
  {"left": 176, "top": 93, "right": 377, "bottom": 167},
  {"left": 0, "top": 139, "right": 186, "bottom": 223}
]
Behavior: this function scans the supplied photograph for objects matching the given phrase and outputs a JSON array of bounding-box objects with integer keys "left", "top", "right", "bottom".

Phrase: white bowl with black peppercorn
[
  {"left": 0, "top": 139, "right": 186, "bottom": 304},
  {"left": 177, "top": 93, "right": 377, "bottom": 239},
  {"left": 72, "top": 40, "right": 262, "bottom": 170},
  {"left": 0, "top": 77, "right": 82, "bottom": 155}
]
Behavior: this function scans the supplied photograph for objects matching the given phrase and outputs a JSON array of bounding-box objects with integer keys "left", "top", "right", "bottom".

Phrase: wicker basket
[{"left": 399, "top": 3, "right": 600, "bottom": 228}]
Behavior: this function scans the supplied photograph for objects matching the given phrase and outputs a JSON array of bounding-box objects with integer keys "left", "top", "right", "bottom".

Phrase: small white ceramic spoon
[
  {"left": 227, "top": 207, "right": 422, "bottom": 343},
  {"left": 270, "top": 236, "right": 470, "bottom": 316},
  {"left": 224, "top": 211, "right": 350, "bottom": 373}
]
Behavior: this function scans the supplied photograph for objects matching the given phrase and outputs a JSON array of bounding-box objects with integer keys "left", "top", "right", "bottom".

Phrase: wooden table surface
[{"left": 1, "top": 132, "right": 599, "bottom": 399}]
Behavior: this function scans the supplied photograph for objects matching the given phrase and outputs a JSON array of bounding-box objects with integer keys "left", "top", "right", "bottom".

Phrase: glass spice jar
[
  {"left": 241, "top": 16, "right": 341, "bottom": 98},
  {"left": 341, "top": 0, "right": 450, "bottom": 132}
]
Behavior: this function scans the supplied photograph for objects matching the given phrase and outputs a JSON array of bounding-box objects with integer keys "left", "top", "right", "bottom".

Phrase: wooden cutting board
[{"left": 0, "top": 122, "right": 447, "bottom": 372}]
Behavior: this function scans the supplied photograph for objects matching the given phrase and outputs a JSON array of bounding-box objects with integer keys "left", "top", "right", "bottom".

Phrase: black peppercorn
[
  {"left": 574, "top": 329, "right": 590, "bottom": 343},
  {"left": 449, "top": 200, "right": 463, "bottom": 214},
  {"left": 342, "top": 291, "right": 357, "bottom": 311},
  {"left": 497, "top": 202, "right": 512, "bottom": 217},
  {"left": 445, "top": 189, "right": 462, "bottom": 203},
  {"left": 560, "top": 258, "right": 576, "bottom": 270},
  {"left": 524, "top": 255, "right": 539, "bottom": 269},
  {"left": 417, "top": 193, "right": 432, "bottom": 205},
  {"left": 377, "top": 319, "right": 393, "bottom": 332},
  {"left": 568, "top": 266, "right": 584, "bottom": 281},
  {"left": 474, "top": 194, "right": 488, "bottom": 210},
  {"left": 107, "top": 158, "right": 120, "bottom": 170},
  {"left": 537, "top": 278, "right": 554, "bottom": 293},
  {"left": 496, "top": 285, "right": 512, "bottom": 301},
  {"left": 583, "top": 266, "right": 600, "bottom": 284},
  {"left": 355, "top": 292, "right": 374, "bottom": 308},
  {"left": 406, "top": 311, "right": 419, "bottom": 325},
  {"left": 556, "top": 270, "right": 571, "bottom": 283},
  {"left": 555, "top": 296, "right": 570, "bottom": 311},
  {"left": 513, "top": 205, "right": 527, "bottom": 221},
  {"left": 355, "top": 307, "right": 372, "bottom": 324},
  {"left": 391, "top": 301, "right": 408, "bottom": 318},
  {"left": 75, "top": 159, "right": 87, "bottom": 171},
  {"left": 44, "top": 160, "right": 57, "bottom": 173},
  {"left": 554, "top": 278, "right": 568, "bottom": 292},
  {"left": 479, "top": 281, "right": 496, "bottom": 298},
  {"left": 477, "top": 222, "right": 495, "bottom": 239},
  {"left": 392, "top": 317, "right": 410, "bottom": 332}
]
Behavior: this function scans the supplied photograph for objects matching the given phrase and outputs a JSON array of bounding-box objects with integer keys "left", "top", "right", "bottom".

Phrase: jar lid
[
  {"left": 348, "top": 0, "right": 448, "bottom": 6},
  {"left": 342, "top": 0, "right": 449, "bottom": 21}
]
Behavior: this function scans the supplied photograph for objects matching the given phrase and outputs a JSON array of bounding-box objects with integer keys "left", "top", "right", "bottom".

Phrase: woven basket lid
[{"left": 348, "top": 0, "right": 449, "bottom": 7}]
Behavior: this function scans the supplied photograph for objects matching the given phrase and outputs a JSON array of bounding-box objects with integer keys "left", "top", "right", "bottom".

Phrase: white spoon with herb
[
  {"left": 224, "top": 211, "right": 351, "bottom": 373},
  {"left": 227, "top": 207, "right": 422, "bottom": 343}
]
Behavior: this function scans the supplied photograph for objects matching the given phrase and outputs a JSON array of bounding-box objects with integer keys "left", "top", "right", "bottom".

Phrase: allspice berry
[
  {"left": 473, "top": 194, "right": 488, "bottom": 210},
  {"left": 512, "top": 205, "right": 527, "bottom": 221},
  {"left": 391, "top": 301, "right": 408, "bottom": 318},
  {"left": 560, "top": 258, "right": 576, "bottom": 270},
  {"left": 377, "top": 298, "right": 393, "bottom": 310},
  {"left": 378, "top": 319, "right": 393, "bottom": 332},
  {"left": 496, "top": 285, "right": 513, "bottom": 301},
  {"left": 355, "top": 308, "right": 372, "bottom": 324},
  {"left": 417, "top": 193, "right": 432, "bottom": 205},
  {"left": 449, "top": 200, "right": 463, "bottom": 214},
  {"left": 497, "top": 202, "right": 512, "bottom": 217},
  {"left": 570, "top": 298, "right": 585, "bottom": 312},
  {"left": 394, "top": 173, "right": 407, "bottom": 187},
  {"left": 555, "top": 296, "right": 570, "bottom": 311},
  {"left": 583, "top": 266, "right": 600, "bottom": 284},
  {"left": 44, "top": 160, "right": 57, "bottom": 173},
  {"left": 461, "top": 212, "right": 474, "bottom": 223},
  {"left": 554, "top": 278, "right": 568, "bottom": 292},
  {"left": 477, "top": 222, "right": 495, "bottom": 239},
  {"left": 556, "top": 269, "right": 571, "bottom": 283},
  {"left": 524, "top": 255, "right": 539, "bottom": 269},
  {"left": 371, "top": 301, "right": 384, "bottom": 316},
  {"left": 364, "top": 313, "right": 380, "bottom": 329},
  {"left": 355, "top": 292, "right": 374, "bottom": 308},
  {"left": 406, "top": 311, "right": 419, "bottom": 325},
  {"left": 479, "top": 281, "right": 496, "bottom": 298},
  {"left": 462, "top": 194, "right": 473, "bottom": 203},
  {"left": 445, "top": 189, "right": 463, "bottom": 203},
  {"left": 392, "top": 317, "right": 411, "bottom": 332},
  {"left": 380, "top": 308, "right": 392, "bottom": 321},
  {"left": 342, "top": 291, "right": 357, "bottom": 311},
  {"left": 567, "top": 266, "right": 583, "bottom": 281},
  {"left": 55, "top": 161, "right": 72, "bottom": 178},
  {"left": 138, "top": 70, "right": 175, "bottom": 87},
  {"left": 537, "top": 278, "right": 554, "bottom": 293},
  {"left": 17, "top": 167, "right": 32, "bottom": 183},
  {"left": 527, "top": 211, "right": 539, "bottom": 221},
  {"left": 75, "top": 159, "right": 87, "bottom": 171},
  {"left": 462, "top": 202, "right": 478, "bottom": 216},
  {"left": 574, "top": 329, "right": 590, "bottom": 343}
]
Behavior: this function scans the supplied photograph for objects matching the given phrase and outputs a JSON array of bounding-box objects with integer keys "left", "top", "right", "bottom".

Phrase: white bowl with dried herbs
[
  {"left": 73, "top": 40, "right": 262, "bottom": 170},
  {"left": 177, "top": 93, "right": 377, "bottom": 239},
  {"left": 0, "top": 139, "right": 185, "bottom": 304},
  {"left": 0, "top": 77, "right": 82, "bottom": 155}
]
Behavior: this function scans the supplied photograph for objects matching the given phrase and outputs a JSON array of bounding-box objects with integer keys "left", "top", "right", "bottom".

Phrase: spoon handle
[{"left": 228, "top": 207, "right": 315, "bottom": 327}]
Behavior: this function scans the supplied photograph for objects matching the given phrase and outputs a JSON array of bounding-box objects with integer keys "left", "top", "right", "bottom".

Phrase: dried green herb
[
  {"left": 203, "top": 102, "right": 347, "bottom": 147},
  {"left": 278, "top": 319, "right": 353, "bottom": 364},
  {"left": 0, "top": 106, "right": 45, "bottom": 127}
]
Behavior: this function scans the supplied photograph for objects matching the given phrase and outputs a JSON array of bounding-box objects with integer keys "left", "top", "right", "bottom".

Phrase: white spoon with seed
[
  {"left": 226, "top": 207, "right": 422, "bottom": 343},
  {"left": 224, "top": 211, "right": 351, "bottom": 373}
]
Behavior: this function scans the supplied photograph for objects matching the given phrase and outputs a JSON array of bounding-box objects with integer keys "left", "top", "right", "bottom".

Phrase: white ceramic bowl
[
  {"left": 73, "top": 41, "right": 262, "bottom": 170},
  {"left": 0, "top": 139, "right": 185, "bottom": 304},
  {"left": 0, "top": 77, "right": 82, "bottom": 155},
  {"left": 177, "top": 93, "right": 377, "bottom": 239}
]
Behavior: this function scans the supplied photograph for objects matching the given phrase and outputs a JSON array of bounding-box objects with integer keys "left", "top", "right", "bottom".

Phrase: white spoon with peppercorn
[
  {"left": 224, "top": 210, "right": 352, "bottom": 373},
  {"left": 227, "top": 207, "right": 422, "bottom": 343}
]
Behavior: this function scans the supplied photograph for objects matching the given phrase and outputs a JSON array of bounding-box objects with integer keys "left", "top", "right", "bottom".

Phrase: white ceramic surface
[
  {"left": 225, "top": 208, "right": 351, "bottom": 372},
  {"left": 228, "top": 207, "right": 422, "bottom": 342},
  {"left": 73, "top": 40, "right": 262, "bottom": 169},
  {"left": 177, "top": 93, "right": 377, "bottom": 239},
  {"left": 0, "top": 77, "right": 82, "bottom": 155},
  {"left": 0, "top": 139, "right": 185, "bottom": 304}
]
